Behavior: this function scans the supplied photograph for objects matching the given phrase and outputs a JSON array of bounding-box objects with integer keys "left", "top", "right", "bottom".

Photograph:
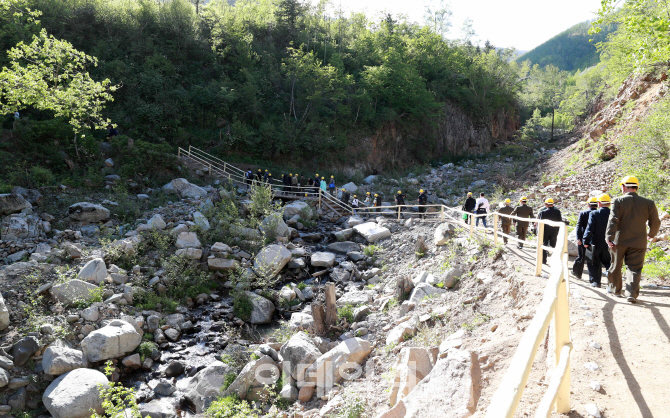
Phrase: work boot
[{"left": 627, "top": 297, "right": 636, "bottom": 303}]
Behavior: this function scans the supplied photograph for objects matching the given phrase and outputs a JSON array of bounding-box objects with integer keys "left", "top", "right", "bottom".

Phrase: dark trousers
[
  {"left": 501, "top": 224, "right": 511, "bottom": 244},
  {"left": 608, "top": 246, "right": 646, "bottom": 298},
  {"left": 542, "top": 233, "right": 558, "bottom": 264},
  {"left": 516, "top": 224, "right": 528, "bottom": 248},
  {"left": 587, "top": 245, "right": 611, "bottom": 286},
  {"left": 419, "top": 206, "right": 426, "bottom": 219},
  {"left": 573, "top": 244, "right": 587, "bottom": 278}
]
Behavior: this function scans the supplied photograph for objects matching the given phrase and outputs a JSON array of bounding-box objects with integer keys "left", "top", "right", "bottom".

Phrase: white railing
[{"left": 179, "top": 145, "right": 572, "bottom": 416}]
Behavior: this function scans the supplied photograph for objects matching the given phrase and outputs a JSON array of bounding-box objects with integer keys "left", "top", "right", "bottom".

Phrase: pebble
[
  {"left": 589, "top": 341, "right": 602, "bottom": 350},
  {"left": 590, "top": 381, "right": 601, "bottom": 391},
  {"left": 584, "top": 403, "right": 601, "bottom": 418},
  {"left": 584, "top": 312, "right": 593, "bottom": 317},
  {"left": 584, "top": 362, "right": 599, "bottom": 371},
  {"left": 584, "top": 321, "right": 597, "bottom": 327}
]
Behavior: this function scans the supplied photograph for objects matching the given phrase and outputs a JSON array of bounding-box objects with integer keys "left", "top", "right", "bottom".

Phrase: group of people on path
[
  {"left": 243, "top": 170, "right": 340, "bottom": 196},
  {"left": 465, "top": 175, "right": 659, "bottom": 304}
]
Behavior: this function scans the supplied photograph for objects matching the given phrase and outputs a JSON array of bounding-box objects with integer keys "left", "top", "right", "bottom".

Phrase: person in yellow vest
[
  {"left": 606, "top": 176, "right": 660, "bottom": 302},
  {"left": 498, "top": 198, "right": 514, "bottom": 244}
]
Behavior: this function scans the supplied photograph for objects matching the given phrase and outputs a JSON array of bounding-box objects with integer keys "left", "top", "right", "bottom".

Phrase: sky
[{"left": 309, "top": 0, "right": 604, "bottom": 51}]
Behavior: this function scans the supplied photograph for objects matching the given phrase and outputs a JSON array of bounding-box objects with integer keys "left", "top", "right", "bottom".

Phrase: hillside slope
[{"left": 518, "top": 21, "right": 616, "bottom": 71}]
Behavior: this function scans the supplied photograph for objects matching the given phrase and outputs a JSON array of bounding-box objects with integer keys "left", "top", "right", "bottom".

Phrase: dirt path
[{"left": 501, "top": 246, "right": 670, "bottom": 418}]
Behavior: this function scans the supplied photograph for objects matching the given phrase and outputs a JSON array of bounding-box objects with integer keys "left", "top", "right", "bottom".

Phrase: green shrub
[
  {"left": 92, "top": 361, "right": 141, "bottom": 418},
  {"left": 138, "top": 341, "right": 157, "bottom": 362},
  {"left": 206, "top": 396, "right": 258, "bottom": 418},
  {"left": 338, "top": 304, "right": 354, "bottom": 324},
  {"left": 232, "top": 291, "right": 252, "bottom": 321},
  {"left": 363, "top": 245, "right": 381, "bottom": 257},
  {"left": 222, "top": 373, "right": 237, "bottom": 391},
  {"left": 28, "top": 166, "right": 55, "bottom": 187}
]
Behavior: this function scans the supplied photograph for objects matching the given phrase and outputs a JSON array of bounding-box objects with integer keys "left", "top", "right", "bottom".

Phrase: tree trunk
[
  {"left": 73, "top": 132, "right": 80, "bottom": 158},
  {"left": 325, "top": 283, "right": 338, "bottom": 327},
  {"left": 551, "top": 108, "right": 555, "bottom": 141},
  {"left": 311, "top": 303, "right": 326, "bottom": 335}
]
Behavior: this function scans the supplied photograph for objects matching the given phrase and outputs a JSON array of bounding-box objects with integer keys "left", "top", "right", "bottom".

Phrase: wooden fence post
[
  {"left": 440, "top": 206, "right": 444, "bottom": 222},
  {"left": 469, "top": 213, "right": 474, "bottom": 237},
  {"left": 535, "top": 223, "right": 545, "bottom": 277},
  {"left": 493, "top": 213, "right": 499, "bottom": 245},
  {"left": 325, "top": 283, "right": 337, "bottom": 327},
  {"left": 311, "top": 303, "right": 326, "bottom": 335},
  {"left": 188, "top": 145, "right": 192, "bottom": 157},
  {"left": 554, "top": 266, "right": 571, "bottom": 412},
  {"left": 397, "top": 205, "right": 401, "bottom": 221},
  {"left": 178, "top": 148, "right": 181, "bottom": 158},
  {"left": 318, "top": 189, "right": 322, "bottom": 210}
]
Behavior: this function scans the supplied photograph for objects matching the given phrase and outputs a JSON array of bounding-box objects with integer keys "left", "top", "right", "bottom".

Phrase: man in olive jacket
[
  {"left": 498, "top": 199, "right": 514, "bottom": 244},
  {"left": 511, "top": 197, "right": 534, "bottom": 249},
  {"left": 606, "top": 176, "right": 661, "bottom": 302}
]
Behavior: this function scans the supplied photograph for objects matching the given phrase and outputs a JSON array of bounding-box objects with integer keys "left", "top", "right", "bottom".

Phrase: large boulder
[
  {"left": 244, "top": 291, "right": 275, "bottom": 324},
  {"left": 223, "top": 355, "right": 279, "bottom": 400},
  {"left": 68, "top": 202, "right": 110, "bottom": 222},
  {"left": 326, "top": 241, "right": 360, "bottom": 254},
  {"left": 567, "top": 229, "right": 579, "bottom": 257},
  {"left": 42, "top": 346, "right": 87, "bottom": 375},
  {"left": 259, "top": 213, "right": 290, "bottom": 239},
  {"left": 311, "top": 252, "right": 336, "bottom": 268},
  {"left": 147, "top": 214, "right": 166, "bottom": 230},
  {"left": 354, "top": 222, "right": 392, "bottom": 243},
  {"left": 0, "top": 294, "right": 8, "bottom": 331},
  {"left": 409, "top": 283, "right": 446, "bottom": 304},
  {"left": 283, "top": 201, "right": 313, "bottom": 220},
  {"left": 10, "top": 187, "right": 42, "bottom": 206},
  {"left": 288, "top": 312, "right": 314, "bottom": 331},
  {"left": 184, "top": 361, "right": 234, "bottom": 413},
  {"left": 434, "top": 222, "right": 456, "bottom": 246},
  {"left": 176, "top": 232, "right": 202, "bottom": 249},
  {"left": 42, "top": 368, "right": 109, "bottom": 418},
  {"left": 345, "top": 216, "right": 365, "bottom": 228},
  {"left": 337, "top": 290, "right": 372, "bottom": 306},
  {"left": 253, "top": 244, "right": 291, "bottom": 278},
  {"left": 363, "top": 175, "right": 377, "bottom": 185},
  {"left": 76, "top": 258, "right": 108, "bottom": 285},
  {"left": 280, "top": 332, "right": 322, "bottom": 382},
  {"left": 0, "top": 194, "right": 31, "bottom": 216},
  {"left": 171, "top": 178, "right": 207, "bottom": 199},
  {"left": 389, "top": 347, "right": 434, "bottom": 406},
  {"left": 50, "top": 280, "right": 99, "bottom": 306},
  {"left": 207, "top": 258, "right": 239, "bottom": 271},
  {"left": 193, "top": 211, "right": 210, "bottom": 231},
  {"left": 1, "top": 214, "right": 45, "bottom": 241},
  {"left": 81, "top": 319, "right": 142, "bottom": 362},
  {"left": 390, "top": 349, "right": 481, "bottom": 418},
  {"left": 386, "top": 317, "right": 418, "bottom": 346},
  {"left": 305, "top": 338, "right": 372, "bottom": 390},
  {"left": 12, "top": 336, "right": 39, "bottom": 366},
  {"left": 341, "top": 182, "right": 358, "bottom": 194}
]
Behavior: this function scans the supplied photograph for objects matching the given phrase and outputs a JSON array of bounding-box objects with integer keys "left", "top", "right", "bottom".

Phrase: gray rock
[
  {"left": 443, "top": 267, "right": 463, "bottom": 288},
  {"left": 207, "top": 258, "right": 239, "bottom": 271},
  {"left": 11, "top": 187, "right": 42, "bottom": 206},
  {"left": 138, "top": 399, "right": 177, "bottom": 418},
  {"left": 333, "top": 228, "right": 354, "bottom": 241},
  {"left": 42, "top": 346, "right": 87, "bottom": 375},
  {"left": 50, "top": 280, "right": 99, "bottom": 306},
  {"left": 336, "top": 290, "right": 372, "bottom": 306},
  {"left": 42, "top": 368, "right": 109, "bottom": 418},
  {"left": 76, "top": 258, "right": 108, "bottom": 284},
  {"left": 171, "top": 178, "right": 207, "bottom": 199},
  {"left": 288, "top": 312, "right": 314, "bottom": 331},
  {"left": 153, "top": 379, "right": 176, "bottom": 396},
  {"left": 244, "top": 291, "right": 275, "bottom": 324},
  {"left": 0, "top": 294, "right": 9, "bottom": 331},
  {"left": 305, "top": 338, "right": 372, "bottom": 389},
  {"left": 253, "top": 244, "right": 291, "bottom": 278},
  {"left": 193, "top": 211, "right": 210, "bottom": 231},
  {"left": 280, "top": 384, "right": 298, "bottom": 401},
  {"left": 184, "top": 361, "right": 234, "bottom": 413},
  {"left": 223, "top": 355, "right": 279, "bottom": 400},
  {"left": 345, "top": 216, "right": 365, "bottom": 228},
  {"left": 122, "top": 353, "right": 142, "bottom": 369},
  {"left": 434, "top": 222, "right": 457, "bottom": 246},
  {"left": 353, "top": 222, "right": 392, "bottom": 243},
  {"left": 68, "top": 202, "right": 110, "bottom": 222},
  {"left": 1, "top": 213, "right": 45, "bottom": 241},
  {"left": 8, "top": 387, "right": 26, "bottom": 410},
  {"left": 341, "top": 182, "right": 358, "bottom": 193},
  {"left": 81, "top": 319, "right": 142, "bottom": 362},
  {"left": 211, "top": 242, "right": 232, "bottom": 253},
  {"left": 0, "top": 194, "right": 31, "bottom": 216},
  {"left": 280, "top": 331, "right": 322, "bottom": 382},
  {"left": 327, "top": 241, "right": 360, "bottom": 254},
  {"left": 165, "top": 361, "right": 185, "bottom": 377},
  {"left": 283, "top": 201, "right": 313, "bottom": 220},
  {"left": 409, "top": 283, "right": 446, "bottom": 304},
  {"left": 363, "top": 175, "right": 377, "bottom": 185},
  {"left": 12, "top": 336, "right": 39, "bottom": 366},
  {"left": 260, "top": 212, "right": 290, "bottom": 239},
  {"left": 311, "top": 252, "right": 336, "bottom": 268},
  {"left": 147, "top": 214, "right": 166, "bottom": 230},
  {"left": 176, "top": 232, "right": 201, "bottom": 249},
  {"left": 330, "top": 267, "right": 351, "bottom": 282},
  {"left": 0, "top": 369, "right": 7, "bottom": 387}
]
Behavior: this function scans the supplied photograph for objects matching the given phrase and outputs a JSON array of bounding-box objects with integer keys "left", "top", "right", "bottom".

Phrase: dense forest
[
  {"left": 517, "top": 21, "right": 616, "bottom": 72},
  {"left": 0, "top": 0, "right": 525, "bottom": 186}
]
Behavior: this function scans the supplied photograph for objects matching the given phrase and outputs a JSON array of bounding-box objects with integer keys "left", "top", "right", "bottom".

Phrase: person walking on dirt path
[
  {"left": 320, "top": 177, "right": 327, "bottom": 193},
  {"left": 583, "top": 195, "right": 612, "bottom": 288},
  {"left": 266, "top": 173, "right": 273, "bottom": 184},
  {"left": 537, "top": 198, "right": 563, "bottom": 264},
  {"left": 291, "top": 173, "right": 299, "bottom": 195},
  {"left": 351, "top": 195, "right": 359, "bottom": 213},
  {"left": 246, "top": 171, "right": 253, "bottom": 186},
  {"left": 573, "top": 197, "right": 599, "bottom": 279},
  {"left": 374, "top": 193, "right": 382, "bottom": 213},
  {"left": 263, "top": 170, "right": 269, "bottom": 183},
  {"left": 329, "top": 176, "right": 336, "bottom": 196},
  {"left": 606, "top": 176, "right": 661, "bottom": 303},
  {"left": 282, "top": 174, "right": 290, "bottom": 191},
  {"left": 418, "top": 189, "right": 428, "bottom": 219},
  {"left": 512, "top": 197, "right": 534, "bottom": 249},
  {"left": 256, "top": 169, "right": 263, "bottom": 182},
  {"left": 395, "top": 191, "right": 406, "bottom": 217},
  {"left": 300, "top": 174, "right": 306, "bottom": 188},
  {"left": 364, "top": 192, "right": 372, "bottom": 206},
  {"left": 498, "top": 199, "right": 514, "bottom": 244},
  {"left": 474, "top": 192, "right": 490, "bottom": 228},
  {"left": 341, "top": 188, "right": 351, "bottom": 205},
  {"left": 462, "top": 192, "right": 476, "bottom": 224}
]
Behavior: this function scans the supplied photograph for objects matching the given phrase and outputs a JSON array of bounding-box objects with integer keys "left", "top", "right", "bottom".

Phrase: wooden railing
[{"left": 178, "top": 146, "right": 572, "bottom": 416}]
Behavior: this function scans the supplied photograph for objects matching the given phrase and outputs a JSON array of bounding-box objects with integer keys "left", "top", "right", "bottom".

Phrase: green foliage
[
  {"left": 137, "top": 341, "right": 157, "bottom": 362},
  {"left": 618, "top": 95, "right": 670, "bottom": 205},
  {"left": 518, "top": 21, "right": 616, "bottom": 71},
  {"left": 222, "top": 373, "right": 237, "bottom": 391},
  {"left": 643, "top": 243, "right": 670, "bottom": 281},
  {"left": 335, "top": 389, "right": 367, "bottom": 418},
  {"left": 70, "top": 284, "right": 104, "bottom": 309},
  {"left": 338, "top": 304, "right": 354, "bottom": 324},
  {"left": 270, "top": 321, "right": 297, "bottom": 344},
  {"left": 92, "top": 361, "right": 141, "bottom": 418},
  {"left": 363, "top": 245, "right": 381, "bottom": 258},
  {"left": 461, "top": 313, "right": 490, "bottom": 331},
  {"left": 232, "top": 291, "right": 253, "bottom": 322},
  {"left": 206, "top": 396, "right": 258, "bottom": 418}
]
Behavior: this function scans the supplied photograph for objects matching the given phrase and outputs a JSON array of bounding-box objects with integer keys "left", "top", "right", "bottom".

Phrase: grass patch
[
  {"left": 338, "top": 304, "right": 354, "bottom": 324},
  {"left": 232, "top": 291, "right": 253, "bottom": 321}
]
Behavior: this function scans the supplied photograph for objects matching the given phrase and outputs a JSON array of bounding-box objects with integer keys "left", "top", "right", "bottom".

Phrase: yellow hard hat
[
  {"left": 265, "top": 169, "right": 268, "bottom": 172},
  {"left": 316, "top": 173, "right": 318, "bottom": 176},
  {"left": 342, "top": 188, "right": 346, "bottom": 191},
  {"left": 374, "top": 194, "right": 378, "bottom": 197},
  {"left": 620, "top": 175, "right": 639, "bottom": 187},
  {"left": 420, "top": 189, "right": 424, "bottom": 193},
  {"left": 353, "top": 195, "right": 357, "bottom": 198},
  {"left": 467, "top": 192, "right": 473, "bottom": 196},
  {"left": 398, "top": 190, "right": 402, "bottom": 194},
  {"left": 504, "top": 198, "right": 511, "bottom": 203},
  {"left": 331, "top": 176, "right": 334, "bottom": 178},
  {"left": 366, "top": 192, "right": 370, "bottom": 194},
  {"left": 598, "top": 194, "right": 611, "bottom": 203},
  {"left": 545, "top": 198, "right": 554, "bottom": 204},
  {"left": 588, "top": 197, "right": 598, "bottom": 204},
  {"left": 305, "top": 193, "right": 308, "bottom": 196},
  {"left": 520, "top": 197, "right": 528, "bottom": 202},
  {"left": 290, "top": 173, "right": 293, "bottom": 176}
]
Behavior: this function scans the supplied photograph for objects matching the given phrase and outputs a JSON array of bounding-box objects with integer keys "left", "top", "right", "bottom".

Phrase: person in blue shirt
[{"left": 583, "top": 194, "right": 613, "bottom": 288}]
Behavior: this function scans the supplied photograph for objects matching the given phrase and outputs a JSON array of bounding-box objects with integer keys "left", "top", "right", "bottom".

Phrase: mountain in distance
[{"left": 517, "top": 21, "right": 617, "bottom": 71}]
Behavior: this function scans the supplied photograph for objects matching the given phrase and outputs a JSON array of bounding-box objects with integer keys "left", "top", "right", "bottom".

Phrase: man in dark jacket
[
  {"left": 606, "top": 176, "right": 661, "bottom": 302},
  {"left": 511, "top": 197, "right": 534, "bottom": 249},
  {"left": 395, "top": 191, "right": 406, "bottom": 217},
  {"left": 583, "top": 194, "right": 612, "bottom": 288},
  {"left": 341, "top": 188, "right": 350, "bottom": 205},
  {"left": 498, "top": 199, "right": 514, "bottom": 244},
  {"left": 256, "top": 169, "right": 263, "bottom": 182},
  {"left": 537, "top": 198, "right": 563, "bottom": 264},
  {"left": 418, "top": 189, "right": 428, "bottom": 219},
  {"left": 374, "top": 193, "right": 382, "bottom": 213},
  {"left": 573, "top": 197, "right": 599, "bottom": 279},
  {"left": 462, "top": 192, "right": 476, "bottom": 224}
]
